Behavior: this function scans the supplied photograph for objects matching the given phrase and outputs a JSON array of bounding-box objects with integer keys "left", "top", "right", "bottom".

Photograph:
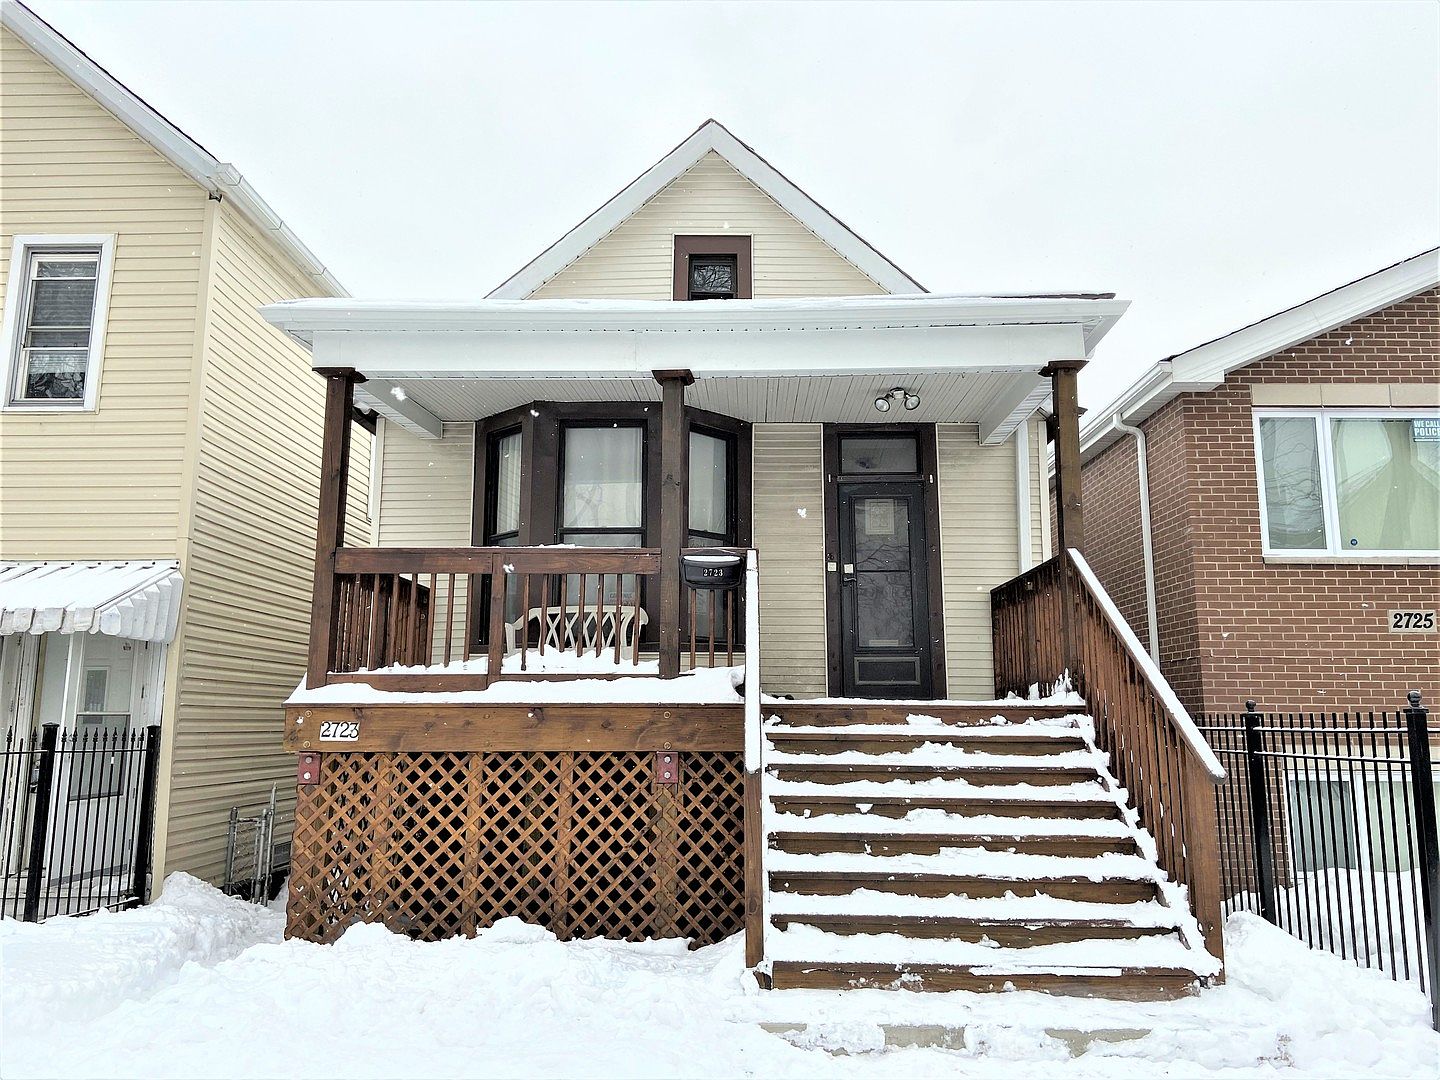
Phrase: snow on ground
[{"left": 2, "top": 875, "right": 1437, "bottom": 1079}]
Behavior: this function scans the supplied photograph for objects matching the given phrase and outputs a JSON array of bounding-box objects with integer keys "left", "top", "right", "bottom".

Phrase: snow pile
[
  {"left": 1, "top": 878, "right": 1437, "bottom": 1079},
  {"left": 0, "top": 873, "right": 282, "bottom": 1029},
  {"left": 1229, "top": 868, "right": 1434, "bottom": 980}
]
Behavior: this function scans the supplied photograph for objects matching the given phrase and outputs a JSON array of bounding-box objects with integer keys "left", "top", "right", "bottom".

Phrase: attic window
[
  {"left": 689, "top": 256, "right": 737, "bottom": 300},
  {"left": 673, "top": 235, "right": 752, "bottom": 301}
]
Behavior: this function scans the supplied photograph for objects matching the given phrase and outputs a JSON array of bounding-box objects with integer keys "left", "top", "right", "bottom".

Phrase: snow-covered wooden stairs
[{"left": 759, "top": 703, "right": 1221, "bottom": 999}]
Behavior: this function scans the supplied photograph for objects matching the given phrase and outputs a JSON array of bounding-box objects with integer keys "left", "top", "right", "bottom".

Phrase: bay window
[
  {"left": 560, "top": 424, "right": 646, "bottom": 548},
  {"left": 1254, "top": 410, "right": 1440, "bottom": 557}
]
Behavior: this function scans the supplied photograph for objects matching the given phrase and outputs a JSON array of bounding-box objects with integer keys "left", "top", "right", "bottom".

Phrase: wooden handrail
[
  {"left": 1067, "top": 549, "right": 1225, "bottom": 781},
  {"left": 991, "top": 548, "right": 1228, "bottom": 971},
  {"left": 336, "top": 546, "right": 662, "bottom": 575}
]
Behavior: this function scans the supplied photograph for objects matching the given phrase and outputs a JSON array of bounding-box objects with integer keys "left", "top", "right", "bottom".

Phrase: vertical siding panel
[
  {"left": 166, "top": 203, "right": 371, "bottom": 881},
  {"left": 751, "top": 423, "right": 827, "bottom": 697},
  {"left": 529, "top": 152, "right": 884, "bottom": 300},
  {"left": 936, "top": 424, "right": 1021, "bottom": 698}
]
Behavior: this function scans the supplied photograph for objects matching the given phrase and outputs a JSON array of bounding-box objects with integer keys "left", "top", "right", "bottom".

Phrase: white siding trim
[{"left": 1015, "top": 423, "right": 1032, "bottom": 574}]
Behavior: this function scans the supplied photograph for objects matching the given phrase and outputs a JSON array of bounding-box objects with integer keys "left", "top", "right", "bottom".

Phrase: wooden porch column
[
  {"left": 306, "top": 369, "right": 361, "bottom": 688},
  {"left": 654, "top": 369, "right": 693, "bottom": 679},
  {"left": 1042, "top": 359, "right": 1087, "bottom": 554}
]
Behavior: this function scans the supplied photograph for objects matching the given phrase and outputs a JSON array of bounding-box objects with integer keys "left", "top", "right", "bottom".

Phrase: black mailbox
[{"left": 682, "top": 550, "right": 743, "bottom": 591}]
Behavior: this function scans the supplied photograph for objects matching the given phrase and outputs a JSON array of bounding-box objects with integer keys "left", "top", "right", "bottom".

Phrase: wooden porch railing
[
  {"left": 315, "top": 545, "right": 750, "bottom": 690},
  {"left": 991, "top": 549, "right": 1228, "bottom": 968}
]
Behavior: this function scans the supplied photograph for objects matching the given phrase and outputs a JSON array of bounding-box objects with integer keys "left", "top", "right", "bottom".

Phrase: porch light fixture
[{"left": 874, "top": 387, "right": 921, "bottom": 413}]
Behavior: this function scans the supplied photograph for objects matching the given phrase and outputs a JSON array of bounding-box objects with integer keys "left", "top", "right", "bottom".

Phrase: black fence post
[
  {"left": 1403, "top": 691, "right": 1439, "bottom": 1031},
  {"left": 21, "top": 723, "right": 60, "bottom": 922},
  {"left": 128, "top": 725, "right": 163, "bottom": 907},
  {"left": 1242, "top": 700, "right": 1278, "bottom": 924}
]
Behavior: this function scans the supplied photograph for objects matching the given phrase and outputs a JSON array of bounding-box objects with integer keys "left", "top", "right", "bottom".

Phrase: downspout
[{"left": 1111, "top": 415, "right": 1160, "bottom": 661}]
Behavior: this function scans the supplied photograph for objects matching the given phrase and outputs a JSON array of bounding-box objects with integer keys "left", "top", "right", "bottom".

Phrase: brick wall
[{"left": 1080, "top": 287, "right": 1440, "bottom": 714}]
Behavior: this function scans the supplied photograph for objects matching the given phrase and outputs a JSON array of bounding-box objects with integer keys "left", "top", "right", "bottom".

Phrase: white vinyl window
[
  {"left": 1253, "top": 409, "right": 1440, "bottom": 558},
  {"left": 2, "top": 235, "right": 115, "bottom": 411}
]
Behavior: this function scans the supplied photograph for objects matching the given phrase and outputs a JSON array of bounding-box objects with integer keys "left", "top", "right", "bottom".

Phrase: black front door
[{"left": 836, "top": 482, "right": 934, "bottom": 698}]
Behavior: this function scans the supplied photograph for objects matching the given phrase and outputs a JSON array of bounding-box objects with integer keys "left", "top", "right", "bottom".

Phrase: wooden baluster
[
  {"left": 612, "top": 575, "right": 621, "bottom": 666},
  {"left": 485, "top": 558, "right": 506, "bottom": 686},
  {"left": 688, "top": 587, "right": 697, "bottom": 673},
  {"left": 707, "top": 588, "right": 716, "bottom": 668},
  {"left": 335, "top": 577, "right": 348, "bottom": 670},
  {"left": 630, "top": 575, "right": 641, "bottom": 667},
  {"left": 558, "top": 573, "right": 568, "bottom": 654},
  {"left": 426, "top": 573, "right": 437, "bottom": 665},
  {"left": 407, "top": 574, "right": 419, "bottom": 665},
  {"left": 520, "top": 574, "right": 530, "bottom": 672},
  {"left": 365, "top": 573, "right": 380, "bottom": 670},
  {"left": 386, "top": 574, "right": 400, "bottom": 667},
  {"left": 462, "top": 574, "right": 472, "bottom": 665},
  {"left": 594, "top": 575, "right": 604, "bottom": 659},
  {"left": 725, "top": 590, "right": 734, "bottom": 667},
  {"left": 539, "top": 576, "right": 550, "bottom": 657},
  {"left": 442, "top": 573, "right": 455, "bottom": 666},
  {"left": 576, "top": 575, "right": 587, "bottom": 659}
]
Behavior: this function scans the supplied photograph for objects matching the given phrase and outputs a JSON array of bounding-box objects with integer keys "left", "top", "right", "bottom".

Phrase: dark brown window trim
[
  {"left": 821, "top": 423, "right": 947, "bottom": 699},
  {"left": 472, "top": 401, "right": 753, "bottom": 647},
  {"left": 673, "top": 235, "right": 753, "bottom": 301}
]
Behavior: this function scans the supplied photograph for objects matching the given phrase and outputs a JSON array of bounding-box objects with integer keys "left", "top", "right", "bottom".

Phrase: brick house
[{"left": 1073, "top": 249, "right": 1438, "bottom": 715}]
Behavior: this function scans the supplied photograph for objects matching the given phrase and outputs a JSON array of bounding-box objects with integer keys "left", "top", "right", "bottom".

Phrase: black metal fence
[
  {"left": 1, "top": 722, "right": 161, "bottom": 921},
  {"left": 1199, "top": 692, "right": 1439, "bottom": 1029}
]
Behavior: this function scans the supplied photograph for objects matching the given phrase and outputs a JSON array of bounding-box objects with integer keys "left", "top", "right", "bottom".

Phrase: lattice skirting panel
[{"left": 286, "top": 750, "right": 745, "bottom": 945}]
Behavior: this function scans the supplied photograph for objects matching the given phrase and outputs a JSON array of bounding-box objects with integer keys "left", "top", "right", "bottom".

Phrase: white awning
[{"left": 0, "top": 561, "right": 184, "bottom": 643}]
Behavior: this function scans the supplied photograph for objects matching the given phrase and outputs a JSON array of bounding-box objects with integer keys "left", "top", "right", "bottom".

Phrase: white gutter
[{"left": 1111, "top": 414, "right": 1160, "bottom": 660}]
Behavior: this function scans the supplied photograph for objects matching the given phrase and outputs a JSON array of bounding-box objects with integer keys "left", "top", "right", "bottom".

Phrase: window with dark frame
[
  {"left": 673, "top": 236, "right": 752, "bottom": 301},
  {"left": 687, "top": 427, "right": 736, "bottom": 639},
  {"left": 473, "top": 404, "right": 748, "bottom": 647},
  {"left": 687, "top": 255, "right": 738, "bottom": 301},
  {"left": 838, "top": 434, "right": 920, "bottom": 476}
]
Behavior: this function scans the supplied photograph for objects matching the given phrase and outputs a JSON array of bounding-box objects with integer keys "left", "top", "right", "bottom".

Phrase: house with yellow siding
[
  {"left": 268, "top": 119, "right": 1230, "bottom": 997},
  {"left": 0, "top": 2, "right": 371, "bottom": 912}
]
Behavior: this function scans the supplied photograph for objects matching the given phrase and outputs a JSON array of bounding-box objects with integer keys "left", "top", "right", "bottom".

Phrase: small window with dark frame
[
  {"left": 485, "top": 429, "right": 523, "bottom": 546},
  {"left": 687, "top": 255, "right": 738, "bottom": 301},
  {"left": 687, "top": 427, "right": 735, "bottom": 639},
  {"left": 839, "top": 435, "right": 920, "bottom": 476}
]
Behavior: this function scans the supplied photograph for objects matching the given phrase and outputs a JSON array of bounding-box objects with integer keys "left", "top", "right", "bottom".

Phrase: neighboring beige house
[{"left": 0, "top": 2, "right": 371, "bottom": 903}]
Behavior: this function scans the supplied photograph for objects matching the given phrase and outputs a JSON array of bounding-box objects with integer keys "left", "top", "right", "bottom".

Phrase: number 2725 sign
[{"left": 1390, "top": 610, "right": 1436, "bottom": 633}]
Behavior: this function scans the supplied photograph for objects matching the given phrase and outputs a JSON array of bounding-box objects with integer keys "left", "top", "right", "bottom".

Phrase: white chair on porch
[{"left": 504, "top": 605, "right": 649, "bottom": 661}]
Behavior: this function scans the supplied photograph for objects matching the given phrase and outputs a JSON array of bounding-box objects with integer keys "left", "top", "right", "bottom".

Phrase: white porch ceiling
[{"left": 369, "top": 369, "right": 1047, "bottom": 432}]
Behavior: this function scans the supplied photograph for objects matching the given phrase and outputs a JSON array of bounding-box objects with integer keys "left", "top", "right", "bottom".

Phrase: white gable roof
[
  {"left": 1078, "top": 247, "right": 1439, "bottom": 463},
  {"left": 487, "top": 120, "right": 926, "bottom": 299},
  {"left": 1, "top": 2, "right": 344, "bottom": 297}
]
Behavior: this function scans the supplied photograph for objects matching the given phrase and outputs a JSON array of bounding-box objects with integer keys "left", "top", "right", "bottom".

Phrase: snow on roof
[
  {"left": 0, "top": 561, "right": 184, "bottom": 643},
  {"left": 261, "top": 292, "right": 1129, "bottom": 348}
]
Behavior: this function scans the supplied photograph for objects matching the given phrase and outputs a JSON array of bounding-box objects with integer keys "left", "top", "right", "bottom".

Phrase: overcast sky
[{"left": 30, "top": 0, "right": 1440, "bottom": 411}]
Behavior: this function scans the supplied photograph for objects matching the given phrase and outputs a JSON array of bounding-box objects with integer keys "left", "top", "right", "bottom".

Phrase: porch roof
[
  {"left": 262, "top": 293, "right": 1129, "bottom": 443},
  {"left": 0, "top": 561, "right": 183, "bottom": 643}
]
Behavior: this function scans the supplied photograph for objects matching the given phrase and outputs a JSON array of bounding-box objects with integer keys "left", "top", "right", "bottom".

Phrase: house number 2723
[
  {"left": 1389, "top": 610, "right": 1436, "bottom": 633},
  {"left": 318, "top": 720, "right": 360, "bottom": 741}
]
